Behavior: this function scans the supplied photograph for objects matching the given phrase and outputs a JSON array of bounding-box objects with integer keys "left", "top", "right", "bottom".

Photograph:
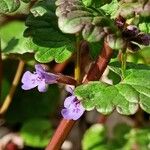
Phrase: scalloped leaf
[
  {"left": 55, "top": 0, "right": 116, "bottom": 42},
  {"left": 75, "top": 63, "right": 150, "bottom": 115},
  {"left": 24, "top": 0, "right": 75, "bottom": 63}
]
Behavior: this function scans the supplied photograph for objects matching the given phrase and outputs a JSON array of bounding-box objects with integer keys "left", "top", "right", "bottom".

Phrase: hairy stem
[
  {"left": 0, "top": 60, "right": 25, "bottom": 115},
  {"left": 45, "top": 42, "right": 113, "bottom": 150}
]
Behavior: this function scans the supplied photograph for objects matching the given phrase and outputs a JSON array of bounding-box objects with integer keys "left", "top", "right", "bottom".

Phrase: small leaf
[
  {"left": 82, "top": 0, "right": 93, "bottom": 7},
  {"left": 0, "top": 0, "right": 20, "bottom": 14},
  {"left": 20, "top": 119, "right": 53, "bottom": 148},
  {"left": 101, "top": 0, "right": 119, "bottom": 18},
  {"left": 139, "top": 22, "right": 150, "bottom": 33}
]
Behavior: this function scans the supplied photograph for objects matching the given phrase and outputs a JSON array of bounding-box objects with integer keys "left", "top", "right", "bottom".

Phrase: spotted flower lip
[
  {"left": 61, "top": 85, "right": 85, "bottom": 120},
  {"left": 21, "top": 64, "right": 58, "bottom": 92}
]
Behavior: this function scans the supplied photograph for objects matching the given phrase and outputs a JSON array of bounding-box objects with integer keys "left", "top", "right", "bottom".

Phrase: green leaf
[
  {"left": 75, "top": 63, "right": 150, "bottom": 115},
  {"left": 101, "top": 0, "right": 119, "bottom": 18},
  {"left": 82, "top": 124, "right": 109, "bottom": 150},
  {"left": 139, "top": 22, "right": 150, "bottom": 33},
  {"left": 0, "top": 0, "right": 20, "bottom": 14},
  {"left": 0, "top": 21, "right": 34, "bottom": 54},
  {"left": 82, "top": 0, "right": 93, "bottom": 7},
  {"left": 56, "top": 0, "right": 116, "bottom": 42},
  {"left": 82, "top": 0, "right": 112, "bottom": 7},
  {"left": 24, "top": 0, "right": 75, "bottom": 63},
  {"left": 20, "top": 119, "right": 53, "bottom": 148}
]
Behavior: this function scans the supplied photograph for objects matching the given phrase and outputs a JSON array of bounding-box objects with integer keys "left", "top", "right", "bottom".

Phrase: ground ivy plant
[{"left": 0, "top": 0, "right": 150, "bottom": 149}]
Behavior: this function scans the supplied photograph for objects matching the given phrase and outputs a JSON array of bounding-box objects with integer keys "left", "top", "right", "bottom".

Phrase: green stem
[
  {"left": 121, "top": 51, "right": 127, "bottom": 79},
  {"left": 75, "top": 34, "right": 81, "bottom": 84}
]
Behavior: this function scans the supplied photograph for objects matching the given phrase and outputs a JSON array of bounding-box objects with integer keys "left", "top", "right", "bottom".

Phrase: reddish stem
[
  {"left": 83, "top": 41, "right": 113, "bottom": 83},
  {"left": 46, "top": 42, "right": 113, "bottom": 150},
  {"left": 45, "top": 119, "right": 75, "bottom": 150}
]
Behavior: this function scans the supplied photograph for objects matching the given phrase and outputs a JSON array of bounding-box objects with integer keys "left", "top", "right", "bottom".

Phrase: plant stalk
[
  {"left": 75, "top": 34, "right": 81, "bottom": 84},
  {"left": 45, "top": 41, "right": 113, "bottom": 150},
  {"left": 0, "top": 60, "right": 25, "bottom": 115},
  {"left": 83, "top": 41, "right": 113, "bottom": 82}
]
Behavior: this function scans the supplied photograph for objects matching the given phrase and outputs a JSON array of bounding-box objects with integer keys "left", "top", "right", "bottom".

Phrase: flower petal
[
  {"left": 35, "top": 64, "right": 45, "bottom": 75},
  {"left": 65, "top": 85, "right": 74, "bottom": 94},
  {"left": 37, "top": 81, "right": 48, "bottom": 92},
  {"left": 21, "top": 71, "right": 39, "bottom": 90},
  {"left": 43, "top": 72, "right": 58, "bottom": 84},
  {"left": 64, "top": 96, "right": 76, "bottom": 108},
  {"left": 61, "top": 104, "right": 85, "bottom": 120},
  {"left": 61, "top": 109, "right": 73, "bottom": 120},
  {"left": 35, "top": 64, "right": 58, "bottom": 84},
  {"left": 62, "top": 99, "right": 85, "bottom": 120}
]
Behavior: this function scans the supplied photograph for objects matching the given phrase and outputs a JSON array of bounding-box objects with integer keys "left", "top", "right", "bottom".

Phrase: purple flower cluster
[
  {"left": 21, "top": 65, "right": 85, "bottom": 120},
  {"left": 61, "top": 86, "right": 85, "bottom": 120},
  {"left": 21, "top": 64, "right": 58, "bottom": 92}
]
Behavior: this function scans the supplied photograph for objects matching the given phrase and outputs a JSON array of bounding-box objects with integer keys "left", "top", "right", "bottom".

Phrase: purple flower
[
  {"left": 61, "top": 86, "right": 85, "bottom": 120},
  {"left": 21, "top": 64, "right": 58, "bottom": 92}
]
